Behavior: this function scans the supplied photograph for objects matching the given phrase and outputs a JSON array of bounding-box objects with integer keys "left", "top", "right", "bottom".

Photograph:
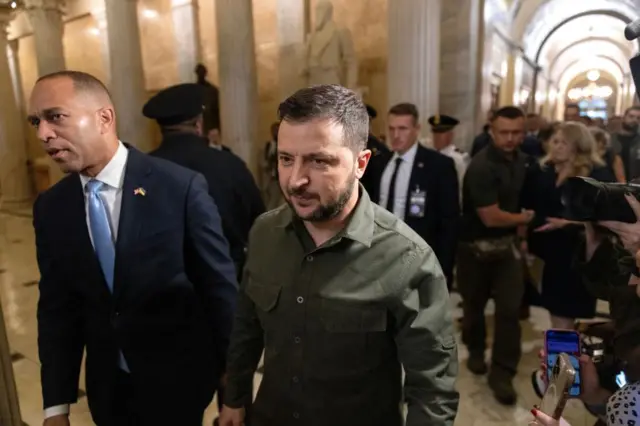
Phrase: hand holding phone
[
  {"left": 544, "top": 329, "right": 582, "bottom": 397},
  {"left": 540, "top": 353, "right": 576, "bottom": 419}
]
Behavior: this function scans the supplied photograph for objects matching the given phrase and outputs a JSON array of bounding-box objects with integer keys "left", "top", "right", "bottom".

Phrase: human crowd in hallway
[{"left": 25, "top": 66, "right": 640, "bottom": 426}]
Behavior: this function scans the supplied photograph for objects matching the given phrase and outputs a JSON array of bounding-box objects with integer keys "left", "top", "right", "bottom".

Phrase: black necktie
[{"left": 385, "top": 158, "right": 403, "bottom": 212}]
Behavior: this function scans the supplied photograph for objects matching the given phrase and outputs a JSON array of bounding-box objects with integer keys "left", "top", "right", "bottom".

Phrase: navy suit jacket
[
  {"left": 34, "top": 146, "right": 238, "bottom": 423},
  {"left": 363, "top": 144, "right": 460, "bottom": 285}
]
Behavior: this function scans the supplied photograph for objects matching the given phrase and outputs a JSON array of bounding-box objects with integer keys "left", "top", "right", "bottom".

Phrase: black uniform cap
[
  {"left": 143, "top": 83, "right": 205, "bottom": 126},
  {"left": 366, "top": 104, "right": 377, "bottom": 119},
  {"left": 428, "top": 114, "right": 460, "bottom": 133}
]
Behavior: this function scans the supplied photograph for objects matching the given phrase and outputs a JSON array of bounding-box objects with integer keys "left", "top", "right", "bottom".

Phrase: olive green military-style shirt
[
  {"left": 461, "top": 143, "right": 528, "bottom": 241},
  {"left": 224, "top": 186, "right": 459, "bottom": 426}
]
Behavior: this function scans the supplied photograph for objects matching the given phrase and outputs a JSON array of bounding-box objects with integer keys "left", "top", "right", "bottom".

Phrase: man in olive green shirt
[{"left": 219, "top": 85, "right": 459, "bottom": 426}]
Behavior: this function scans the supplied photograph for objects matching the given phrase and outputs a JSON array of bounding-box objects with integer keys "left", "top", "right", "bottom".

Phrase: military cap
[
  {"left": 366, "top": 104, "right": 377, "bottom": 119},
  {"left": 143, "top": 83, "right": 205, "bottom": 126},
  {"left": 428, "top": 114, "right": 460, "bottom": 133}
]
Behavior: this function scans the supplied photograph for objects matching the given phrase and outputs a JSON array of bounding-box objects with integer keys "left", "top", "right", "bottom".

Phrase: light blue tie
[{"left": 86, "top": 179, "right": 129, "bottom": 372}]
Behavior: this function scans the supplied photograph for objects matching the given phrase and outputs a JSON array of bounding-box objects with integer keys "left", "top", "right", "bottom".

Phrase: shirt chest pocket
[
  {"left": 321, "top": 300, "right": 387, "bottom": 333},
  {"left": 245, "top": 277, "right": 282, "bottom": 329},
  {"left": 319, "top": 300, "right": 389, "bottom": 366}
]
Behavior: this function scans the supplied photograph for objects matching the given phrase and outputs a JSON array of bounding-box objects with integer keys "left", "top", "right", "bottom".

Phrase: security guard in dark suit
[
  {"left": 143, "top": 83, "right": 265, "bottom": 277},
  {"left": 365, "top": 104, "right": 390, "bottom": 156},
  {"left": 365, "top": 103, "right": 460, "bottom": 289},
  {"left": 361, "top": 104, "right": 390, "bottom": 191}
]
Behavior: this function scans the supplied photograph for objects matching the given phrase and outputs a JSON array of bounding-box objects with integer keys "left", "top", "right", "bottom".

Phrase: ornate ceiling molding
[{"left": 22, "top": 0, "right": 64, "bottom": 11}]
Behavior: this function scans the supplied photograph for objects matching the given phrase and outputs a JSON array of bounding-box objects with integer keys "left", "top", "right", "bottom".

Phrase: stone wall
[{"left": 9, "top": 0, "right": 389, "bottom": 162}]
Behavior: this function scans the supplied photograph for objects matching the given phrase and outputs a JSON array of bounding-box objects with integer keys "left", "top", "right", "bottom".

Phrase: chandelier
[
  {"left": 567, "top": 69, "right": 613, "bottom": 101},
  {"left": 567, "top": 81, "right": 613, "bottom": 101}
]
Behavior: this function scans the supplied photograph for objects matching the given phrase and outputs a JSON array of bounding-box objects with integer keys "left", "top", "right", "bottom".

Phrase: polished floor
[{"left": 0, "top": 210, "right": 600, "bottom": 426}]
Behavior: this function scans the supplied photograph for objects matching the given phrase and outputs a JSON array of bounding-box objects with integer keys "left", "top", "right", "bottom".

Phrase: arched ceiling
[
  {"left": 539, "top": 15, "right": 635, "bottom": 68},
  {"left": 549, "top": 40, "right": 628, "bottom": 83},
  {"left": 512, "top": 0, "right": 639, "bottom": 59},
  {"left": 507, "top": 0, "right": 640, "bottom": 99},
  {"left": 558, "top": 58, "right": 625, "bottom": 95}
]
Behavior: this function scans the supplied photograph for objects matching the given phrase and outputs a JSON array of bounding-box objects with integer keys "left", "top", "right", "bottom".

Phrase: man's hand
[
  {"left": 599, "top": 194, "right": 640, "bottom": 253},
  {"left": 219, "top": 405, "right": 245, "bottom": 426},
  {"left": 43, "top": 414, "right": 70, "bottom": 426},
  {"left": 521, "top": 209, "right": 535, "bottom": 225}
]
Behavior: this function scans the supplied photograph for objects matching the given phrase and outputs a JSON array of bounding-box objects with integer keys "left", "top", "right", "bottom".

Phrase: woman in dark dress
[
  {"left": 522, "top": 121, "right": 616, "bottom": 329},
  {"left": 590, "top": 126, "right": 626, "bottom": 183}
]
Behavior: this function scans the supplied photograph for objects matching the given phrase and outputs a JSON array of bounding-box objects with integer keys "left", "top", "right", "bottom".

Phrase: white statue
[{"left": 301, "top": 0, "right": 358, "bottom": 89}]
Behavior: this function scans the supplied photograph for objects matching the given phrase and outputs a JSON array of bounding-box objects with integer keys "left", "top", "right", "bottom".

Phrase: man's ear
[
  {"left": 355, "top": 149, "right": 372, "bottom": 179},
  {"left": 97, "top": 107, "right": 116, "bottom": 134}
]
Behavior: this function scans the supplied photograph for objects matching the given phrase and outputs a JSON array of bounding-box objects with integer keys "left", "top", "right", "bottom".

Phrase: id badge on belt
[{"left": 408, "top": 186, "right": 427, "bottom": 218}]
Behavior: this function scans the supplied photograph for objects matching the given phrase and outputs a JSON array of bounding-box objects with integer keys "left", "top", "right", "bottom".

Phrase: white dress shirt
[
  {"left": 439, "top": 144, "right": 470, "bottom": 187},
  {"left": 44, "top": 142, "right": 129, "bottom": 419},
  {"left": 379, "top": 142, "right": 418, "bottom": 220}
]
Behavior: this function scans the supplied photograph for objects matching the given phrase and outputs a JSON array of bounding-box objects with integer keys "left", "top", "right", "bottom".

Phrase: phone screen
[{"left": 545, "top": 329, "right": 581, "bottom": 397}]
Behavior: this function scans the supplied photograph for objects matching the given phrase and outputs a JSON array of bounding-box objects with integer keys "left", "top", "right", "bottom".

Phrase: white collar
[
  {"left": 392, "top": 141, "right": 419, "bottom": 163},
  {"left": 440, "top": 144, "right": 455, "bottom": 154},
  {"left": 79, "top": 141, "right": 128, "bottom": 190}
]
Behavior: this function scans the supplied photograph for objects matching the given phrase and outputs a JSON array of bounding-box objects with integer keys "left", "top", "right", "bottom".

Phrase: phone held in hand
[
  {"left": 540, "top": 353, "right": 576, "bottom": 420},
  {"left": 544, "top": 329, "right": 582, "bottom": 397}
]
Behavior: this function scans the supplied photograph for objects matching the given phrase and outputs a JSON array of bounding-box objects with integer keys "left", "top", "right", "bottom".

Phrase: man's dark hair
[
  {"left": 565, "top": 103, "right": 581, "bottom": 112},
  {"left": 36, "top": 70, "right": 113, "bottom": 103},
  {"left": 277, "top": 84, "right": 368, "bottom": 152},
  {"left": 526, "top": 113, "right": 539, "bottom": 118},
  {"left": 388, "top": 103, "right": 419, "bottom": 124},
  {"left": 491, "top": 106, "right": 525, "bottom": 122},
  {"left": 624, "top": 106, "right": 640, "bottom": 116}
]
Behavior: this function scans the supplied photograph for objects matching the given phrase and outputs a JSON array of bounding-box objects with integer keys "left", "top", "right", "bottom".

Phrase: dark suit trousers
[{"left": 97, "top": 370, "right": 204, "bottom": 426}]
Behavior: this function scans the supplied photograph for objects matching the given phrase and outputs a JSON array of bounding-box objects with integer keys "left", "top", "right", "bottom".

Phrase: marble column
[
  {"left": 6, "top": 40, "right": 24, "bottom": 112},
  {"left": 499, "top": 53, "right": 516, "bottom": 107},
  {"left": 104, "top": 0, "right": 152, "bottom": 151},
  {"left": 277, "top": 0, "right": 305, "bottom": 99},
  {"left": 24, "top": 0, "right": 66, "bottom": 76},
  {"left": 91, "top": 7, "right": 111, "bottom": 86},
  {"left": 440, "top": 0, "right": 485, "bottom": 151},
  {"left": 172, "top": 0, "right": 202, "bottom": 83},
  {"left": 0, "top": 11, "right": 32, "bottom": 210},
  {"left": 215, "top": 0, "right": 259, "bottom": 172},
  {"left": 387, "top": 0, "right": 441, "bottom": 132}
]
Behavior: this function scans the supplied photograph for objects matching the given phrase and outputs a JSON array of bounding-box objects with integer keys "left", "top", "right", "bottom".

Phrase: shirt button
[
  {"left": 293, "top": 412, "right": 300, "bottom": 419},
  {"left": 296, "top": 296, "right": 304, "bottom": 304},
  {"left": 294, "top": 336, "right": 301, "bottom": 343},
  {"left": 292, "top": 376, "right": 299, "bottom": 383},
  {"left": 306, "top": 255, "right": 313, "bottom": 262}
]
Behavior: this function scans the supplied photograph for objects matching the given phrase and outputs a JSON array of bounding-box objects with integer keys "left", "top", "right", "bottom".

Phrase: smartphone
[
  {"left": 544, "top": 329, "right": 581, "bottom": 397},
  {"left": 616, "top": 370, "right": 627, "bottom": 388},
  {"left": 540, "top": 353, "right": 576, "bottom": 419}
]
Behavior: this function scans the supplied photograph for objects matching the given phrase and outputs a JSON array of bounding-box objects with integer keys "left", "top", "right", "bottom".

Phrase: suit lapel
[{"left": 113, "top": 146, "right": 152, "bottom": 300}]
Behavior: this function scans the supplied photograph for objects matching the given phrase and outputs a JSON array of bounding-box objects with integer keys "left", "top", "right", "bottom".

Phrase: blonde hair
[{"left": 541, "top": 121, "right": 604, "bottom": 177}]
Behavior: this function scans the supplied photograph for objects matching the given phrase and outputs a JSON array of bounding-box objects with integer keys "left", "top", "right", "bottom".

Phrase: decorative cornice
[{"left": 23, "top": 0, "right": 65, "bottom": 12}]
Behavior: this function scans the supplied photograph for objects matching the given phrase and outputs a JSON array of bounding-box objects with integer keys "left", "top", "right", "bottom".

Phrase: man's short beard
[{"left": 286, "top": 172, "right": 357, "bottom": 222}]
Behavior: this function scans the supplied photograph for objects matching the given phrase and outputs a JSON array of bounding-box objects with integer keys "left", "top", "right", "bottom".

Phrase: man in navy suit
[
  {"left": 363, "top": 103, "right": 459, "bottom": 289},
  {"left": 28, "top": 71, "right": 238, "bottom": 426}
]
